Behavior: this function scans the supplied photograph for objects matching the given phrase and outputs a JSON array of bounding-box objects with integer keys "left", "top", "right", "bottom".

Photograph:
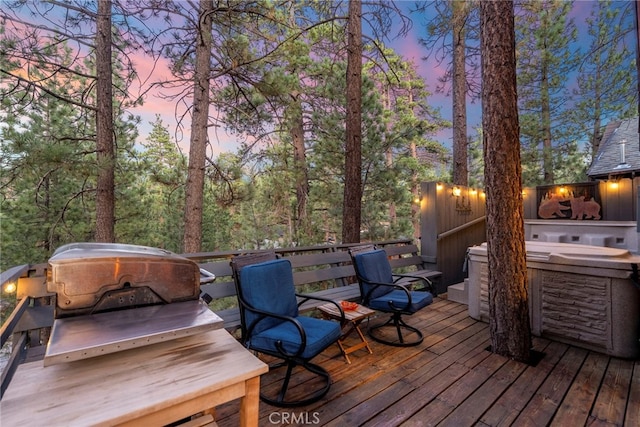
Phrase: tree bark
[
  {"left": 452, "top": 0, "right": 469, "bottom": 186},
  {"left": 183, "top": 0, "right": 213, "bottom": 253},
  {"left": 290, "top": 94, "right": 309, "bottom": 237},
  {"left": 342, "top": 0, "right": 363, "bottom": 244},
  {"left": 541, "top": 50, "right": 554, "bottom": 184},
  {"left": 480, "top": 0, "right": 532, "bottom": 363},
  {"left": 95, "top": 0, "right": 115, "bottom": 242}
]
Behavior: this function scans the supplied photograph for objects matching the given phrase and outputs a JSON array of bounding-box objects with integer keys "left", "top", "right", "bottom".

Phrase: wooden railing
[
  {"left": 1, "top": 263, "right": 52, "bottom": 398},
  {"left": 420, "top": 182, "right": 488, "bottom": 287}
]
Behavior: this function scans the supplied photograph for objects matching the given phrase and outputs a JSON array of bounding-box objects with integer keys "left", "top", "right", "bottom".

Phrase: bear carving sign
[
  {"left": 537, "top": 184, "right": 601, "bottom": 220},
  {"left": 569, "top": 196, "right": 601, "bottom": 220},
  {"left": 538, "top": 193, "right": 570, "bottom": 219}
]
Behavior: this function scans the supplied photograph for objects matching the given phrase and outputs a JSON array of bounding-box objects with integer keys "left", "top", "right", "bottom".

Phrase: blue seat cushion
[
  {"left": 368, "top": 289, "right": 433, "bottom": 313},
  {"left": 249, "top": 316, "right": 341, "bottom": 360}
]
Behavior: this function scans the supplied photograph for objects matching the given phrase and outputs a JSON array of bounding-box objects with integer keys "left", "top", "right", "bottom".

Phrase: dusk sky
[{"left": 127, "top": 1, "right": 613, "bottom": 157}]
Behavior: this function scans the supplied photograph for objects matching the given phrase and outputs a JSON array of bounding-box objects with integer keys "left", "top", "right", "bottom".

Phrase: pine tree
[
  {"left": 516, "top": 0, "right": 578, "bottom": 185},
  {"left": 1, "top": 82, "right": 96, "bottom": 268},
  {"left": 1, "top": 0, "right": 145, "bottom": 243},
  {"left": 136, "top": 117, "right": 188, "bottom": 251},
  {"left": 571, "top": 0, "right": 638, "bottom": 157}
]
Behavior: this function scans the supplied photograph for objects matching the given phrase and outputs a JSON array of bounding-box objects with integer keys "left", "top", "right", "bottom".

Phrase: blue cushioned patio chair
[
  {"left": 231, "top": 253, "right": 344, "bottom": 407},
  {"left": 349, "top": 247, "right": 435, "bottom": 347}
]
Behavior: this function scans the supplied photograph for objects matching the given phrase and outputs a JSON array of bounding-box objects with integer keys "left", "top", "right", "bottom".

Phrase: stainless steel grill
[{"left": 43, "top": 243, "right": 222, "bottom": 366}]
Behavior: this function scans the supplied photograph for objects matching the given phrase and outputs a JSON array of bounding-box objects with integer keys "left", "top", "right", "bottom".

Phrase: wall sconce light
[
  {"left": 436, "top": 183, "right": 443, "bottom": 191},
  {"left": 413, "top": 196, "right": 421, "bottom": 204},
  {"left": 609, "top": 180, "right": 619, "bottom": 189},
  {"left": 3, "top": 281, "right": 17, "bottom": 294},
  {"left": 450, "top": 186, "right": 472, "bottom": 214}
]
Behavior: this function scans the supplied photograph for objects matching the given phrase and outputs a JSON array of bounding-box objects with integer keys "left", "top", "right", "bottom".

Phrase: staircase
[{"left": 446, "top": 279, "right": 468, "bottom": 305}]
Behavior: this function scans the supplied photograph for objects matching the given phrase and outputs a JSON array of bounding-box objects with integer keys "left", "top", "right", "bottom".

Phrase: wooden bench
[
  {"left": 193, "top": 241, "right": 441, "bottom": 332},
  {"left": 383, "top": 243, "right": 443, "bottom": 284}
]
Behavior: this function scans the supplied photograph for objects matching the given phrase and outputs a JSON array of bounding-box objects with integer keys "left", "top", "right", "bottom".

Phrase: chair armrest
[
  {"left": 240, "top": 301, "right": 307, "bottom": 358},
  {"left": 296, "top": 293, "right": 345, "bottom": 324},
  {"left": 392, "top": 274, "right": 436, "bottom": 295}
]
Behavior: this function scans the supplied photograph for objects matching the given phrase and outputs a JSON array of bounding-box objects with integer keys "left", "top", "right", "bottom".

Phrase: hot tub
[{"left": 467, "top": 241, "right": 640, "bottom": 358}]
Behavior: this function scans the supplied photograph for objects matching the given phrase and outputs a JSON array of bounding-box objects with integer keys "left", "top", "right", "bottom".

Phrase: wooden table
[
  {"left": 1, "top": 329, "right": 268, "bottom": 427},
  {"left": 318, "top": 302, "right": 375, "bottom": 363}
]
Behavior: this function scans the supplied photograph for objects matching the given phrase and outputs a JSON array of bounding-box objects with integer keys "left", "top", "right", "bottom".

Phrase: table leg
[
  {"left": 239, "top": 376, "right": 261, "bottom": 427},
  {"left": 354, "top": 321, "right": 373, "bottom": 354},
  {"left": 337, "top": 320, "right": 374, "bottom": 363}
]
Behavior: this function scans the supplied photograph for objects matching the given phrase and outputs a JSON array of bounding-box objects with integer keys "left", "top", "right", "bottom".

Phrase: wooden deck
[{"left": 213, "top": 297, "right": 640, "bottom": 427}]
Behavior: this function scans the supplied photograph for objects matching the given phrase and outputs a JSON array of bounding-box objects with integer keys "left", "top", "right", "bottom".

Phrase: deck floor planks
[
  {"left": 283, "top": 299, "right": 481, "bottom": 427},
  {"left": 550, "top": 351, "right": 609, "bottom": 426},
  {"left": 476, "top": 338, "right": 567, "bottom": 427},
  {"left": 358, "top": 326, "right": 491, "bottom": 427},
  {"left": 310, "top": 302, "right": 477, "bottom": 426},
  {"left": 212, "top": 297, "right": 640, "bottom": 427},
  {"left": 588, "top": 357, "right": 634, "bottom": 425},
  {"left": 400, "top": 352, "right": 510, "bottom": 426},
  {"left": 511, "top": 345, "right": 589, "bottom": 426},
  {"left": 437, "top": 356, "right": 530, "bottom": 427},
  {"left": 367, "top": 342, "right": 491, "bottom": 427},
  {"left": 625, "top": 362, "right": 640, "bottom": 426}
]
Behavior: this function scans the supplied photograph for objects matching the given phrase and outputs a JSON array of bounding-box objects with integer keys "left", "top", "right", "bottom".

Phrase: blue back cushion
[
  {"left": 353, "top": 249, "right": 394, "bottom": 299},
  {"left": 239, "top": 259, "right": 299, "bottom": 335}
]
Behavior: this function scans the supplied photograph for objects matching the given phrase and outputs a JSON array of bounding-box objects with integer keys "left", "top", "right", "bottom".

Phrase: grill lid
[{"left": 47, "top": 243, "right": 201, "bottom": 318}]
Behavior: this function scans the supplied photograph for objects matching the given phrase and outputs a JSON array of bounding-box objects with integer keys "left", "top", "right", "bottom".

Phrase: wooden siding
[{"left": 420, "top": 182, "right": 487, "bottom": 289}]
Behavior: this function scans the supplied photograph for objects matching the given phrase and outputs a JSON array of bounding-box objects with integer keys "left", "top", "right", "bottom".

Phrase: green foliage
[
  {"left": 1, "top": 0, "right": 636, "bottom": 272},
  {"left": 569, "top": 0, "right": 638, "bottom": 157},
  {"left": 516, "top": 0, "right": 579, "bottom": 186},
  {"left": 1, "top": 89, "right": 97, "bottom": 269}
]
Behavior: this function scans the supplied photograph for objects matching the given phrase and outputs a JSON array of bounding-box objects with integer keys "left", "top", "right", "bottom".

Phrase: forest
[{"left": 1, "top": 0, "right": 637, "bottom": 272}]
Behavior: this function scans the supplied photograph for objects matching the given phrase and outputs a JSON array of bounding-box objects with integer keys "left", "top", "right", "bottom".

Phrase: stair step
[{"left": 447, "top": 281, "right": 468, "bottom": 305}]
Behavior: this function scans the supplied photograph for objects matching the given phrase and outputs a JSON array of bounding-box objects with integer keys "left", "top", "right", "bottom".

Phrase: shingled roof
[{"left": 587, "top": 117, "right": 640, "bottom": 179}]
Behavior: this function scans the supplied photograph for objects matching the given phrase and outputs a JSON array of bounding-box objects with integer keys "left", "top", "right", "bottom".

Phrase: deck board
[
  {"left": 551, "top": 351, "right": 609, "bottom": 426},
  {"left": 213, "top": 297, "right": 640, "bottom": 427},
  {"left": 589, "top": 357, "right": 633, "bottom": 425}
]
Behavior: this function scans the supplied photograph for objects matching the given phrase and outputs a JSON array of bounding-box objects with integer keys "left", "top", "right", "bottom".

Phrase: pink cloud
[{"left": 127, "top": 52, "right": 241, "bottom": 156}]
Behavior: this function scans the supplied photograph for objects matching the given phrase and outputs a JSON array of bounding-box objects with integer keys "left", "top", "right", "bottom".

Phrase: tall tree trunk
[
  {"left": 384, "top": 85, "right": 396, "bottom": 227},
  {"left": 408, "top": 89, "right": 420, "bottom": 240},
  {"left": 342, "top": 0, "right": 362, "bottom": 244},
  {"left": 452, "top": 0, "right": 469, "bottom": 186},
  {"left": 410, "top": 140, "right": 420, "bottom": 240},
  {"left": 183, "top": 0, "right": 213, "bottom": 253},
  {"left": 480, "top": 0, "right": 531, "bottom": 363},
  {"left": 290, "top": 94, "right": 309, "bottom": 237},
  {"left": 95, "top": 0, "right": 115, "bottom": 242},
  {"left": 541, "top": 52, "right": 554, "bottom": 184}
]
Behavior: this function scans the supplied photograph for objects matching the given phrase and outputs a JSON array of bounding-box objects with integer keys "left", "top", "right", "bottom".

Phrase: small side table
[{"left": 318, "top": 302, "right": 375, "bottom": 363}]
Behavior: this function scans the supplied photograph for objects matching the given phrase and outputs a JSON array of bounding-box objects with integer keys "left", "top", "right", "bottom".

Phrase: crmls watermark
[{"left": 268, "top": 411, "right": 321, "bottom": 425}]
